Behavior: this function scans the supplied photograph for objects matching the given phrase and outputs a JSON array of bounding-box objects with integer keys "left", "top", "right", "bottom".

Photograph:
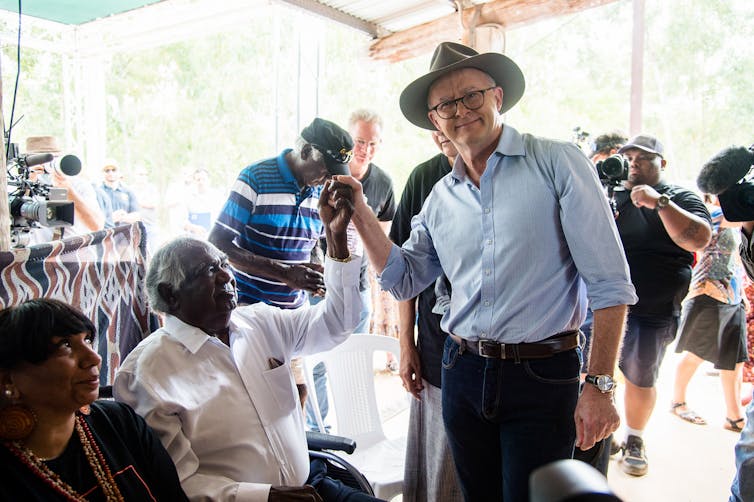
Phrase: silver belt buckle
[{"left": 478, "top": 340, "right": 505, "bottom": 358}]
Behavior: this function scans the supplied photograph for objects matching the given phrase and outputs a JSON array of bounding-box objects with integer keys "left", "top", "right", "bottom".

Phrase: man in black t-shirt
[{"left": 609, "top": 134, "right": 712, "bottom": 477}]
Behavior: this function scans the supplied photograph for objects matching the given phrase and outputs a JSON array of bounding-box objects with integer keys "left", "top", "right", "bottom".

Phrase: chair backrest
[{"left": 304, "top": 334, "right": 400, "bottom": 449}]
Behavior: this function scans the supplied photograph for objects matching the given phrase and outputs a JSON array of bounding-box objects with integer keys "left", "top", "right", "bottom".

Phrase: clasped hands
[{"left": 318, "top": 179, "right": 354, "bottom": 234}]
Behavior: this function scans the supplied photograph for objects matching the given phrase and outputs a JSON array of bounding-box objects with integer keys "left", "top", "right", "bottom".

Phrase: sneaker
[{"left": 620, "top": 435, "right": 648, "bottom": 476}]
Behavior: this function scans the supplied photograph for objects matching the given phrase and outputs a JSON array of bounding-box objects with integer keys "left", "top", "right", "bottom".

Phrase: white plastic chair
[{"left": 303, "top": 334, "right": 407, "bottom": 500}]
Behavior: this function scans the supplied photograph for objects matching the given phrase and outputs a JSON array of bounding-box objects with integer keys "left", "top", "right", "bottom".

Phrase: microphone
[
  {"left": 698, "top": 144, "right": 754, "bottom": 222},
  {"left": 16, "top": 153, "right": 54, "bottom": 168},
  {"left": 696, "top": 146, "right": 754, "bottom": 195},
  {"left": 53, "top": 154, "right": 82, "bottom": 177}
]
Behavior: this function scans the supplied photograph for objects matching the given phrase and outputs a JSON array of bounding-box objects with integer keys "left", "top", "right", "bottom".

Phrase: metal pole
[
  {"left": 0, "top": 52, "right": 10, "bottom": 251},
  {"left": 629, "top": 0, "right": 645, "bottom": 136}
]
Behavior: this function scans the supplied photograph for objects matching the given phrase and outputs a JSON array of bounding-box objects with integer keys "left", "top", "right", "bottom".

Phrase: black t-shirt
[
  {"left": 389, "top": 154, "right": 452, "bottom": 388},
  {"left": 0, "top": 400, "right": 188, "bottom": 501},
  {"left": 613, "top": 182, "right": 711, "bottom": 316}
]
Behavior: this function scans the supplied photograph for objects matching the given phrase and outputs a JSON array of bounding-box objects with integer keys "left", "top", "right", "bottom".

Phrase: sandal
[
  {"left": 670, "top": 401, "right": 707, "bottom": 425},
  {"left": 725, "top": 417, "right": 745, "bottom": 433}
]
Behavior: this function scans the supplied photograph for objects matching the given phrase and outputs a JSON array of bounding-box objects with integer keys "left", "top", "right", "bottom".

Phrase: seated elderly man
[{"left": 114, "top": 181, "right": 379, "bottom": 501}]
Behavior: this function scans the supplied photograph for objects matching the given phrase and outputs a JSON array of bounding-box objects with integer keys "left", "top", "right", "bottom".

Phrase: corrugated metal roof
[
  {"left": 274, "top": 0, "right": 495, "bottom": 39},
  {"left": 320, "top": 0, "right": 458, "bottom": 33}
]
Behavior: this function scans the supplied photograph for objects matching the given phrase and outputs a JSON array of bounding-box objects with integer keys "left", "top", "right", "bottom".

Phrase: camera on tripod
[
  {"left": 596, "top": 154, "right": 629, "bottom": 187},
  {"left": 6, "top": 140, "right": 81, "bottom": 247}
]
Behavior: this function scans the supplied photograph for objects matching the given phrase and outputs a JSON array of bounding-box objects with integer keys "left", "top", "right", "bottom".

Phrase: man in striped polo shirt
[{"left": 209, "top": 118, "right": 353, "bottom": 309}]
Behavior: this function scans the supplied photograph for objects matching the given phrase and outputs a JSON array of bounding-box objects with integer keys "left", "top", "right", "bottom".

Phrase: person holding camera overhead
[{"left": 608, "top": 134, "right": 711, "bottom": 477}]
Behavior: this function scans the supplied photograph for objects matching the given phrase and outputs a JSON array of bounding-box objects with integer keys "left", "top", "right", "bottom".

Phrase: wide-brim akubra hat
[
  {"left": 399, "top": 42, "right": 526, "bottom": 130},
  {"left": 25, "top": 135, "right": 63, "bottom": 154}
]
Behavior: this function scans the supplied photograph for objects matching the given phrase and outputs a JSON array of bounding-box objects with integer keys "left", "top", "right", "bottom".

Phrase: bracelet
[{"left": 328, "top": 253, "right": 352, "bottom": 263}]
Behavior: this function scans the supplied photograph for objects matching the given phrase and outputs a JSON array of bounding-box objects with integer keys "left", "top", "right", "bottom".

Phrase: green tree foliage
[{"left": 3, "top": 0, "right": 754, "bottom": 239}]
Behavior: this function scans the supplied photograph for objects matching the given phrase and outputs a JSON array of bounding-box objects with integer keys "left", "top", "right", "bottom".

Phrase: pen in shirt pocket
[{"left": 268, "top": 357, "right": 283, "bottom": 369}]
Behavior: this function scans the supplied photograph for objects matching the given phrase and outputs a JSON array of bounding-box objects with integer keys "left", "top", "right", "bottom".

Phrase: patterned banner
[{"left": 0, "top": 223, "right": 152, "bottom": 384}]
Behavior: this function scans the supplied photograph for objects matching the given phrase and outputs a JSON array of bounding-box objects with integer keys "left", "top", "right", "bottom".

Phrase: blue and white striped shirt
[{"left": 215, "top": 150, "right": 323, "bottom": 308}]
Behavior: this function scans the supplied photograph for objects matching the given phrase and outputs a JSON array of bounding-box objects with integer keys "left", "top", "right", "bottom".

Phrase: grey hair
[
  {"left": 293, "top": 136, "right": 324, "bottom": 163},
  {"left": 348, "top": 109, "right": 383, "bottom": 130},
  {"left": 146, "top": 237, "right": 221, "bottom": 313}
]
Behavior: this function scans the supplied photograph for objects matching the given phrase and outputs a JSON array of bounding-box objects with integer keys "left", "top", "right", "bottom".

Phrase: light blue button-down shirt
[{"left": 379, "top": 125, "right": 637, "bottom": 344}]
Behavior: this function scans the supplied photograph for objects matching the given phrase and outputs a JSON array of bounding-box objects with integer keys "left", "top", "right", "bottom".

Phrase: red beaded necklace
[{"left": 4, "top": 414, "right": 125, "bottom": 501}]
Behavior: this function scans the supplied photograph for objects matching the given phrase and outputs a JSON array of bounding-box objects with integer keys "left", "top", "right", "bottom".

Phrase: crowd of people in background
[{"left": 4, "top": 39, "right": 754, "bottom": 502}]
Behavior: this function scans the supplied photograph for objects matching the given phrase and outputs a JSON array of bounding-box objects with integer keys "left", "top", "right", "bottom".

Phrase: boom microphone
[
  {"left": 698, "top": 144, "right": 754, "bottom": 222},
  {"left": 17, "top": 153, "right": 54, "bottom": 168},
  {"left": 696, "top": 146, "right": 754, "bottom": 195}
]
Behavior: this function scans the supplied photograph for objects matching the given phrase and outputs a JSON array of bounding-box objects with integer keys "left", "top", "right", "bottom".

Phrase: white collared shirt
[{"left": 114, "top": 257, "right": 361, "bottom": 501}]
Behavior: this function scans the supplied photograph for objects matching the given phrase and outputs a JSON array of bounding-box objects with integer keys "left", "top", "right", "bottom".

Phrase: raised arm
[{"left": 332, "top": 175, "right": 393, "bottom": 273}]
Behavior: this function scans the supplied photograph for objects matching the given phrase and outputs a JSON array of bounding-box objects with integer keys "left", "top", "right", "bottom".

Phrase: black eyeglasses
[{"left": 429, "top": 87, "right": 497, "bottom": 119}]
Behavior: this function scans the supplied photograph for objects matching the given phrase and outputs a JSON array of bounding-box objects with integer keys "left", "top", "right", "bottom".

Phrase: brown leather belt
[{"left": 449, "top": 331, "right": 580, "bottom": 360}]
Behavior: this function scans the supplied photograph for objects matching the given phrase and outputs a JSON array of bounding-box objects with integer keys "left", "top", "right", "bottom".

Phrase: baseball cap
[
  {"left": 618, "top": 134, "right": 664, "bottom": 158},
  {"left": 300, "top": 118, "right": 354, "bottom": 176}
]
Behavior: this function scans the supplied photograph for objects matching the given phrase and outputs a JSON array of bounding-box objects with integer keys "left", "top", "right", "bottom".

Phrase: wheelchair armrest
[{"left": 306, "top": 430, "right": 357, "bottom": 454}]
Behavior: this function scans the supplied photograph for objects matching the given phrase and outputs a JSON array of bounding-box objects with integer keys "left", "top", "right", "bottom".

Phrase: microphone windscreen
[
  {"left": 697, "top": 146, "right": 754, "bottom": 194},
  {"left": 718, "top": 181, "right": 754, "bottom": 222},
  {"left": 57, "top": 154, "right": 82, "bottom": 177},
  {"left": 22, "top": 153, "right": 54, "bottom": 168}
]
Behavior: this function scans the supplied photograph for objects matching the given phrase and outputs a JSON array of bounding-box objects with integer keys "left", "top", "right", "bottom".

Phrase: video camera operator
[
  {"left": 590, "top": 132, "right": 630, "bottom": 217},
  {"left": 22, "top": 136, "right": 105, "bottom": 245},
  {"left": 589, "top": 131, "right": 627, "bottom": 164},
  {"left": 605, "top": 134, "right": 711, "bottom": 477}
]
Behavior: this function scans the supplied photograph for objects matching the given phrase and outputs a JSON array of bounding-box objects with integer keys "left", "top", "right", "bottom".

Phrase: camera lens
[{"left": 601, "top": 155, "right": 625, "bottom": 178}]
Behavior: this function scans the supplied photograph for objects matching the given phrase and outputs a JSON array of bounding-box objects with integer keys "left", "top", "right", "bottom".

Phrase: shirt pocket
[{"left": 260, "top": 362, "right": 299, "bottom": 420}]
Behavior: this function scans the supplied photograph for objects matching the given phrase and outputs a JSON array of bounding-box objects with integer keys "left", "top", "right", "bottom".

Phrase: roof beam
[
  {"left": 369, "top": 0, "right": 622, "bottom": 62},
  {"left": 276, "top": 0, "right": 384, "bottom": 38}
]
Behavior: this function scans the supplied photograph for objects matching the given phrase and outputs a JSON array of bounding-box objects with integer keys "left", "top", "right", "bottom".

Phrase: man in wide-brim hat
[{"left": 332, "top": 41, "right": 637, "bottom": 500}]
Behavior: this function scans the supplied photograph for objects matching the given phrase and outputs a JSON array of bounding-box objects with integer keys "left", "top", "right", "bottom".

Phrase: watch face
[{"left": 597, "top": 375, "right": 614, "bottom": 392}]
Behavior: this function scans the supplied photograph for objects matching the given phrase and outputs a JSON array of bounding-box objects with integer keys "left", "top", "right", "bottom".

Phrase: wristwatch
[
  {"left": 656, "top": 194, "right": 670, "bottom": 211},
  {"left": 585, "top": 374, "right": 615, "bottom": 393}
]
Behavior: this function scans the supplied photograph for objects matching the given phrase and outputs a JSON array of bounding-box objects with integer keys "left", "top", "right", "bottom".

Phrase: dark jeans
[
  {"left": 441, "top": 336, "right": 581, "bottom": 502},
  {"left": 307, "top": 458, "right": 384, "bottom": 501}
]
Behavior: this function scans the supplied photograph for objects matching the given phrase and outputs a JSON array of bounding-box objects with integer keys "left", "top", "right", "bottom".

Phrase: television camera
[
  {"left": 595, "top": 154, "right": 629, "bottom": 216},
  {"left": 6, "top": 142, "right": 81, "bottom": 247}
]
